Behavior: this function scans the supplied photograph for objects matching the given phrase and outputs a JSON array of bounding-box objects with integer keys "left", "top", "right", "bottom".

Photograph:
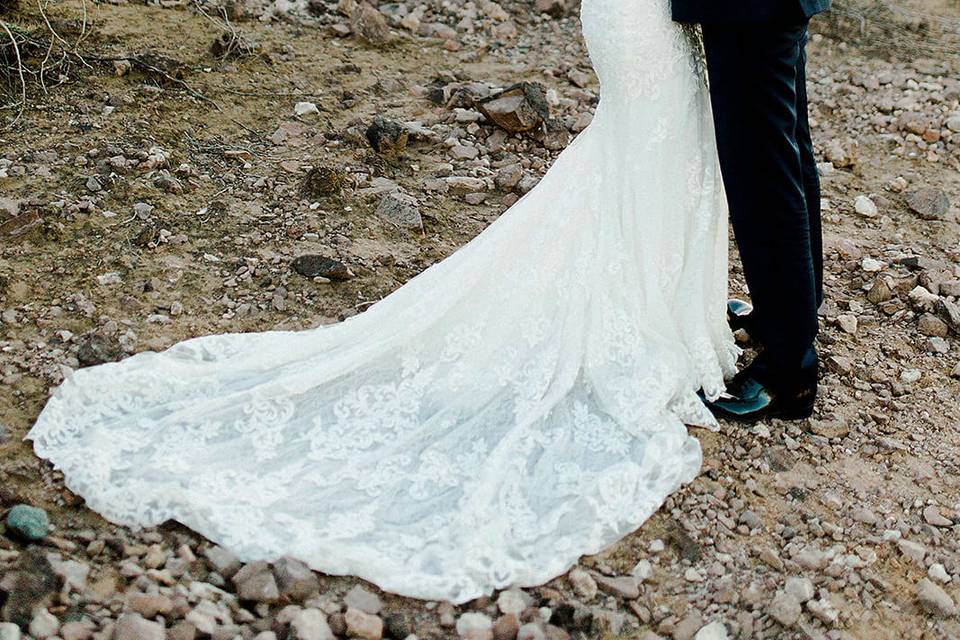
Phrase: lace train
[{"left": 28, "top": 0, "right": 738, "bottom": 605}]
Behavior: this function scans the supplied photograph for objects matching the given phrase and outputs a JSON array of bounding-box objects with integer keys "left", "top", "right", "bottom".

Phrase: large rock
[{"left": 905, "top": 187, "right": 950, "bottom": 220}]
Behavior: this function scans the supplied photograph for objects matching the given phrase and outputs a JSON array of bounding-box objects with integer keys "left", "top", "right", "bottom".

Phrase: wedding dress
[{"left": 28, "top": 0, "right": 738, "bottom": 605}]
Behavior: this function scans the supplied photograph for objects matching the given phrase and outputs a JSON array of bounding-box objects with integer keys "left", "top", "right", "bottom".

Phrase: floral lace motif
[{"left": 28, "top": 0, "right": 739, "bottom": 606}]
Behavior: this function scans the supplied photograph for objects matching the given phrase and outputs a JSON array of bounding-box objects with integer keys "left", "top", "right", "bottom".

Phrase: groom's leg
[
  {"left": 702, "top": 21, "right": 819, "bottom": 389},
  {"left": 795, "top": 36, "right": 824, "bottom": 309}
]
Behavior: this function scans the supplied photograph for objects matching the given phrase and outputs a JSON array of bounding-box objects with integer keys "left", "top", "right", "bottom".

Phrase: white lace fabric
[{"left": 28, "top": 0, "right": 738, "bottom": 605}]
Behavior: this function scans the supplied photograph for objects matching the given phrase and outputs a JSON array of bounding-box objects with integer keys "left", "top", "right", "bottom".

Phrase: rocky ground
[{"left": 1, "top": 0, "right": 960, "bottom": 638}]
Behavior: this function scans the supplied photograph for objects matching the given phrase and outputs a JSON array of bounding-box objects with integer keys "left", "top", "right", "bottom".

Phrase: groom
[{"left": 673, "top": 0, "right": 831, "bottom": 421}]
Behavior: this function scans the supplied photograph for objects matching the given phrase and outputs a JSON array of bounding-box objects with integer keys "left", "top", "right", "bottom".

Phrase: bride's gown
[{"left": 28, "top": 0, "right": 738, "bottom": 605}]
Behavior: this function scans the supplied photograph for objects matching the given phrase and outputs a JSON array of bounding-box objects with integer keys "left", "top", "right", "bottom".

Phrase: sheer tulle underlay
[{"left": 28, "top": 0, "right": 738, "bottom": 605}]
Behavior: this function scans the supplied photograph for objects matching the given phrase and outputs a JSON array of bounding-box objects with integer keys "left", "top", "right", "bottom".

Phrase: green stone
[{"left": 5, "top": 505, "right": 50, "bottom": 541}]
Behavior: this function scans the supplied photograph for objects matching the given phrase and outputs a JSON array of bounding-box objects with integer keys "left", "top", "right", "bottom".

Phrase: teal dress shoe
[{"left": 702, "top": 350, "right": 818, "bottom": 423}]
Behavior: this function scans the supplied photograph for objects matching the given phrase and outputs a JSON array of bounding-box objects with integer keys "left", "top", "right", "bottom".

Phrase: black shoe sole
[{"left": 710, "top": 401, "right": 815, "bottom": 424}]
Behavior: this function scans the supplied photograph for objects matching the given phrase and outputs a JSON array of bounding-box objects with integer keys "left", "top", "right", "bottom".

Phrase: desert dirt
[{"left": 1, "top": 0, "right": 959, "bottom": 639}]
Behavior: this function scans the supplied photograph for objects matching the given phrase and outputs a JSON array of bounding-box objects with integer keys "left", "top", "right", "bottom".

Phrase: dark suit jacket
[{"left": 671, "top": 0, "right": 831, "bottom": 24}]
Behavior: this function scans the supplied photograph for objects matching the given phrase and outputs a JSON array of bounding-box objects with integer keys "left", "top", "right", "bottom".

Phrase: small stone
[
  {"left": 836, "top": 314, "right": 858, "bottom": 334},
  {"left": 684, "top": 568, "right": 705, "bottom": 583},
  {"left": 897, "top": 539, "right": 927, "bottom": 564},
  {"left": 456, "top": 612, "right": 494, "bottom": 640},
  {"left": 567, "top": 568, "right": 597, "bottom": 600},
  {"left": 806, "top": 598, "right": 839, "bottom": 625},
  {"left": 497, "top": 589, "right": 527, "bottom": 616},
  {"left": 232, "top": 561, "right": 280, "bottom": 603},
  {"left": 492, "top": 614, "right": 520, "bottom": 640},
  {"left": 916, "top": 578, "right": 956, "bottom": 618},
  {"left": 928, "top": 564, "right": 951, "bottom": 584},
  {"left": 918, "top": 313, "right": 949, "bottom": 337},
  {"left": 114, "top": 613, "right": 164, "bottom": 640},
  {"left": 291, "top": 255, "right": 355, "bottom": 281},
  {"left": 866, "top": 277, "right": 893, "bottom": 304},
  {"left": 295, "top": 102, "right": 320, "bottom": 116},
  {"left": 630, "top": 560, "right": 652, "bottom": 581},
  {"left": 365, "top": 116, "right": 408, "bottom": 157},
  {"left": 291, "top": 608, "right": 335, "bottom": 640},
  {"left": 29, "top": 609, "right": 59, "bottom": 639},
  {"left": 861, "top": 257, "right": 885, "bottom": 272},
  {"left": 344, "top": 585, "right": 383, "bottom": 615},
  {"left": 909, "top": 286, "right": 939, "bottom": 311},
  {"left": 517, "top": 623, "right": 546, "bottom": 640},
  {"left": 476, "top": 82, "right": 549, "bottom": 133},
  {"left": 593, "top": 573, "right": 640, "bottom": 599},
  {"left": 784, "top": 577, "right": 815, "bottom": 604},
  {"left": 344, "top": 608, "right": 382, "bottom": 640},
  {"left": 375, "top": 191, "right": 423, "bottom": 230},
  {"left": 300, "top": 166, "right": 346, "bottom": 198},
  {"left": 204, "top": 546, "right": 241, "bottom": 577},
  {"left": 352, "top": 2, "right": 392, "bottom": 45},
  {"left": 739, "top": 510, "right": 763, "bottom": 530},
  {"left": 900, "top": 369, "right": 922, "bottom": 383},
  {"left": 0, "top": 624, "right": 20, "bottom": 640},
  {"left": 275, "top": 557, "right": 320, "bottom": 601},
  {"left": 126, "top": 592, "right": 174, "bottom": 619},
  {"left": 923, "top": 505, "right": 953, "bottom": 527},
  {"left": 905, "top": 187, "right": 950, "bottom": 221},
  {"left": 694, "top": 621, "right": 728, "bottom": 640},
  {"left": 61, "top": 620, "right": 96, "bottom": 640},
  {"left": 851, "top": 506, "right": 878, "bottom": 525},
  {"left": 6, "top": 504, "right": 50, "bottom": 541},
  {"left": 768, "top": 592, "right": 802, "bottom": 627},
  {"left": 854, "top": 195, "right": 878, "bottom": 217}
]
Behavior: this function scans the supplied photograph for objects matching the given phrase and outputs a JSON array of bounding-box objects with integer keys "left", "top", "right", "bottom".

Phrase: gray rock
[
  {"left": 0, "top": 623, "right": 21, "bottom": 640},
  {"left": 28, "top": 609, "right": 59, "bottom": 639},
  {"left": 784, "top": 577, "right": 815, "bottom": 604},
  {"left": 232, "top": 561, "right": 280, "bottom": 603},
  {"left": 592, "top": 573, "right": 639, "bottom": 599},
  {"left": 291, "top": 608, "right": 335, "bottom": 640},
  {"left": 476, "top": 82, "right": 549, "bottom": 133},
  {"left": 6, "top": 504, "right": 50, "bottom": 541},
  {"left": 204, "top": 546, "right": 241, "bottom": 578},
  {"left": 905, "top": 187, "right": 950, "bottom": 220},
  {"left": 456, "top": 612, "right": 493, "bottom": 640},
  {"left": 916, "top": 578, "right": 956, "bottom": 618},
  {"left": 566, "top": 568, "right": 597, "bottom": 600},
  {"left": 694, "top": 621, "right": 728, "bottom": 640},
  {"left": 274, "top": 556, "right": 321, "bottom": 601},
  {"left": 114, "top": 613, "right": 165, "bottom": 640},
  {"left": 344, "top": 585, "right": 383, "bottom": 615},
  {"left": 375, "top": 192, "right": 423, "bottom": 230},
  {"left": 806, "top": 598, "right": 839, "bottom": 625},
  {"left": 768, "top": 591, "right": 802, "bottom": 627}
]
